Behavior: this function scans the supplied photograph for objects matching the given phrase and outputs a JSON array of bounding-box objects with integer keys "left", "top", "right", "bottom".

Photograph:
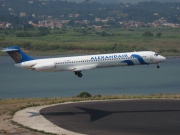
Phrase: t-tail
[{"left": 1, "top": 46, "right": 35, "bottom": 63}]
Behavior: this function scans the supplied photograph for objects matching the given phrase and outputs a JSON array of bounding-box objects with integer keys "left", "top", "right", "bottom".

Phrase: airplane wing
[{"left": 70, "top": 64, "right": 97, "bottom": 71}]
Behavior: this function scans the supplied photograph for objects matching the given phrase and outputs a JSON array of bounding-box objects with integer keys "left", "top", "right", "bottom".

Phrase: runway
[{"left": 13, "top": 99, "right": 180, "bottom": 135}]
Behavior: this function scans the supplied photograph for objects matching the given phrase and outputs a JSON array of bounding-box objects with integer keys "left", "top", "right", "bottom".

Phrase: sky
[{"left": 67, "top": 0, "right": 180, "bottom": 4}]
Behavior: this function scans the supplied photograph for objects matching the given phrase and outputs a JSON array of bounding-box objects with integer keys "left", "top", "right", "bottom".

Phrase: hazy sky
[{"left": 67, "top": 0, "right": 180, "bottom": 4}]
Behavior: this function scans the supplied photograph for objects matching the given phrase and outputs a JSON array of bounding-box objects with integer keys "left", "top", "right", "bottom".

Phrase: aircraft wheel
[
  {"left": 74, "top": 71, "right": 83, "bottom": 77},
  {"left": 78, "top": 73, "right": 83, "bottom": 78},
  {"left": 74, "top": 71, "right": 79, "bottom": 75}
]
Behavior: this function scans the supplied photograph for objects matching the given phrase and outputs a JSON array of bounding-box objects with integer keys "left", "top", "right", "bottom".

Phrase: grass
[{"left": 0, "top": 27, "right": 180, "bottom": 56}]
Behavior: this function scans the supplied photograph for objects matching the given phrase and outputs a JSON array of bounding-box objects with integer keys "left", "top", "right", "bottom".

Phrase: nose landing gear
[
  {"left": 157, "top": 63, "right": 160, "bottom": 68},
  {"left": 74, "top": 71, "right": 83, "bottom": 78}
]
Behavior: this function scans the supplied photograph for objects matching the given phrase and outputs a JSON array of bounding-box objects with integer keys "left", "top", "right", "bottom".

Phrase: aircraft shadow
[{"left": 40, "top": 106, "right": 180, "bottom": 122}]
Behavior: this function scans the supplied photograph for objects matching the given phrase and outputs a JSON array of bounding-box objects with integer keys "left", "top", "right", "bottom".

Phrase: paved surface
[
  {"left": 14, "top": 99, "right": 180, "bottom": 135},
  {"left": 13, "top": 102, "right": 84, "bottom": 135}
]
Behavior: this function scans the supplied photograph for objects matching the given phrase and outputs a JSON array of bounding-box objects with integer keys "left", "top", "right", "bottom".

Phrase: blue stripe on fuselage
[
  {"left": 131, "top": 54, "right": 148, "bottom": 65},
  {"left": 122, "top": 60, "right": 134, "bottom": 66}
]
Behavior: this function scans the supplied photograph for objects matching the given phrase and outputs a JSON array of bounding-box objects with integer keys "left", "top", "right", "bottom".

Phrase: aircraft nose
[{"left": 160, "top": 56, "right": 166, "bottom": 62}]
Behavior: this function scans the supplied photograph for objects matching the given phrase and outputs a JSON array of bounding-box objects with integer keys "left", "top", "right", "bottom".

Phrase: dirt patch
[
  {"left": 0, "top": 99, "right": 47, "bottom": 135},
  {"left": 0, "top": 113, "right": 46, "bottom": 135}
]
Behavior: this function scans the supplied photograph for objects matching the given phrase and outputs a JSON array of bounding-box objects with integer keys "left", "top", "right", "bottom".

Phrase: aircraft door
[{"left": 149, "top": 54, "right": 153, "bottom": 63}]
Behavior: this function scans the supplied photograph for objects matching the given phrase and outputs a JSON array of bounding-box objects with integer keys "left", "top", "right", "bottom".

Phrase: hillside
[
  {"left": 0, "top": 0, "right": 180, "bottom": 29},
  {"left": 68, "top": 0, "right": 180, "bottom": 4}
]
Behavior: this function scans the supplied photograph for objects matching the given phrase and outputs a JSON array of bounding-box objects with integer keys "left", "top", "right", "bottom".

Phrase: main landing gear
[
  {"left": 74, "top": 71, "right": 83, "bottom": 78},
  {"left": 157, "top": 63, "right": 160, "bottom": 68}
]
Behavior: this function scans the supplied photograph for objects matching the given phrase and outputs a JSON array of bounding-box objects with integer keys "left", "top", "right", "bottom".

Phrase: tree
[
  {"left": 142, "top": 31, "right": 153, "bottom": 37},
  {"left": 23, "top": 24, "right": 35, "bottom": 31},
  {"left": 38, "top": 26, "right": 50, "bottom": 36},
  {"left": 16, "top": 32, "right": 32, "bottom": 37},
  {"left": 76, "top": 92, "right": 92, "bottom": 98},
  {"left": 68, "top": 20, "right": 75, "bottom": 26},
  {"left": 156, "top": 32, "right": 162, "bottom": 37},
  {"left": 22, "top": 42, "right": 32, "bottom": 50}
]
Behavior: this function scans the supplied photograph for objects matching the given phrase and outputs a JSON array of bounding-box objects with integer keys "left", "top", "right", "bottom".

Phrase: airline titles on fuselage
[
  {"left": 91, "top": 54, "right": 128, "bottom": 60},
  {"left": 55, "top": 54, "right": 129, "bottom": 65}
]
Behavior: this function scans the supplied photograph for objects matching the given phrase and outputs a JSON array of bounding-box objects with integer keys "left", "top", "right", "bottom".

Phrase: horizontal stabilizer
[{"left": 1, "top": 48, "right": 19, "bottom": 52}]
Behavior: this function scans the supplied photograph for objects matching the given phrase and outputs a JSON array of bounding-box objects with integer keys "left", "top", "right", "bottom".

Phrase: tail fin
[{"left": 1, "top": 46, "right": 35, "bottom": 63}]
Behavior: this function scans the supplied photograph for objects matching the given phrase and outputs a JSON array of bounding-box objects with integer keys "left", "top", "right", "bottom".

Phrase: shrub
[
  {"left": 156, "top": 32, "right": 162, "bottom": 37},
  {"left": 16, "top": 32, "right": 24, "bottom": 37},
  {"left": 22, "top": 42, "right": 32, "bottom": 50},
  {"left": 16, "top": 32, "right": 32, "bottom": 37},
  {"left": 76, "top": 92, "right": 92, "bottom": 98},
  {"left": 0, "top": 35, "right": 5, "bottom": 40},
  {"left": 38, "top": 26, "right": 50, "bottom": 36},
  {"left": 142, "top": 31, "right": 153, "bottom": 37}
]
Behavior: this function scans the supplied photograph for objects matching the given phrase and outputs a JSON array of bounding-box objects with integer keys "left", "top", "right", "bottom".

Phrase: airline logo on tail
[{"left": 9, "top": 51, "right": 22, "bottom": 63}]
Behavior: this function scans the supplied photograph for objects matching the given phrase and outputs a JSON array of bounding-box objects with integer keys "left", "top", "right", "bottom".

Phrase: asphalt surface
[{"left": 40, "top": 99, "right": 180, "bottom": 135}]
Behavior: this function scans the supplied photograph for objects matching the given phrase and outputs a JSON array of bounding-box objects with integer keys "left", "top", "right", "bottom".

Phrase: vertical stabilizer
[{"left": 1, "top": 46, "right": 35, "bottom": 63}]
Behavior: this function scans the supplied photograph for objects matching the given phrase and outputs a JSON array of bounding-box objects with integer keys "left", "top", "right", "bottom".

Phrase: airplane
[{"left": 1, "top": 46, "right": 166, "bottom": 78}]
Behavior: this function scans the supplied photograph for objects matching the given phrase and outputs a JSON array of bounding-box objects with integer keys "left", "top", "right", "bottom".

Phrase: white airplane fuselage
[
  {"left": 2, "top": 46, "right": 166, "bottom": 77},
  {"left": 16, "top": 51, "right": 165, "bottom": 72}
]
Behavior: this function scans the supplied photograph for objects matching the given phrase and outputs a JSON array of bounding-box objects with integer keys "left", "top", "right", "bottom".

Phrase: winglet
[{"left": 1, "top": 46, "right": 35, "bottom": 63}]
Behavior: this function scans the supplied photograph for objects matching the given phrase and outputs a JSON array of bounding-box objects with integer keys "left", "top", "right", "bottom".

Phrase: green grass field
[{"left": 0, "top": 27, "right": 180, "bottom": 56}]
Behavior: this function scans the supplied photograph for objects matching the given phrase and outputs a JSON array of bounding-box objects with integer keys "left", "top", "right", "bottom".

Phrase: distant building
[
  {"left": 102, "top": 19, "right": 108, "bottom": 24},
  {"left": 83, "top": 20, "right": 89, "bottom": 24},
  {"left": 6, "top": 23, "right": 13, "bottom": 28},
  {"left": 0, "top": 22, "right": 3, "bottom": 28},
  {"left": 32, "top": 14, "right": 36, "bottom": 18},
  {"left": 93, "top": 25, "right": 101, "bottom": 29},
  {"left": 61, "top": 20, "right": 70, "bottom": 24},
  {"left": 75, "top": 14, "right": 79, "bottom": 17},
  {"left": 69, "top": 14, "right": 73, "bottom": 18},
  {"left": 95, "top": 18, "right": 101, "bottom": 22},
  {"left": 163, "top": 23, "right": 175, "bottom": 27},
  {"left": 29, "top": 1, "right": 34, "bottom": 4},
  {"left": 20, "top": 12, "right": 26, "bottom": 17}
]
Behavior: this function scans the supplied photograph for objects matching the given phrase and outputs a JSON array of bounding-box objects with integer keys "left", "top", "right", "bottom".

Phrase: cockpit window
[{"left": 154, "top": 53, "right": 159, "bottom": 56}]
